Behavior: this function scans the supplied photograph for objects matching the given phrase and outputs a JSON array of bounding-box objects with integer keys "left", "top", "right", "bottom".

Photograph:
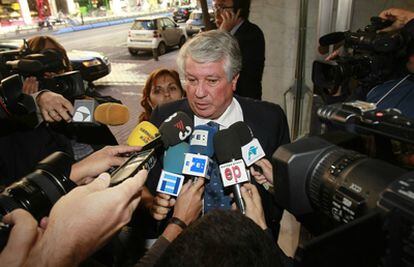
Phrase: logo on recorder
[
  {"left": 218, "top": 159, "right": 249, "bottom": 187},
  {"left": 156, "top": 170, "right": 184, "bottom": 197},
  {"left": 182, "top": 153, "right": 211, "bottom": 178},
  {"left": 241, "top": 138, "right": 265, "bottom": 166}
]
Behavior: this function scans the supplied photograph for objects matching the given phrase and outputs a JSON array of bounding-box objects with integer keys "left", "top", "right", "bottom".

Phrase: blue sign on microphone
[
  {"left": 156, "top": 170, "right": 184, "bottom": 197},
  {"left": 182, "top": 153, "right": 210, "bottom": 177}
]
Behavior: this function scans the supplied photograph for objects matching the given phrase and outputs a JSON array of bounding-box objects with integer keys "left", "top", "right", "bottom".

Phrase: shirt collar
[
  {"left": 194, "top": 97, "right": 244, "bottom": 129},
  {"left": 230, "top": 19, "right": 245, "bottom": 35}
]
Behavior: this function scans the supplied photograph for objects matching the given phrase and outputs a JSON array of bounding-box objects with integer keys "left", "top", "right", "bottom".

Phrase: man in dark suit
[
  {"left": 145, "top": 30, "right": 289, "bottom": 238},
  {"left": 214, "top": 0, "right": 265, "bottom": 100}
]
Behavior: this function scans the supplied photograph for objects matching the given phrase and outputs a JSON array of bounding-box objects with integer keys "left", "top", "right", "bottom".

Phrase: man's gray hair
[{"left": 176, "top": 30, "right": 242, "bottom": 81}]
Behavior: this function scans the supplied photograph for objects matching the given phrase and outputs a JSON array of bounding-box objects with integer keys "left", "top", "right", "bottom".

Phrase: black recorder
[{"left": 110, "top": 149, "right": 157, "bottom": 186}]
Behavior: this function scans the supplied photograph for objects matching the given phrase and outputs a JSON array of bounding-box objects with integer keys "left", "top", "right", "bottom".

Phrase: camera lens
[{"left": 0, "top": 151, "right": 77, "bottom": 221}]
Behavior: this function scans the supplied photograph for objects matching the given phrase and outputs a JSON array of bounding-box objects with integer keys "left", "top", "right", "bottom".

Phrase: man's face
[
  {"left": 185, "top": 57, "right": 238, "bottom": 119},
  {"left": 214, "top": 0, "right": 234, "bottom": 27}
]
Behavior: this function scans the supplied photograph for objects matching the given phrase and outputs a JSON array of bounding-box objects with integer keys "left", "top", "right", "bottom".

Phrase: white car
[{"left": 127, "top": 16, "right": 187, "bottom": 56}]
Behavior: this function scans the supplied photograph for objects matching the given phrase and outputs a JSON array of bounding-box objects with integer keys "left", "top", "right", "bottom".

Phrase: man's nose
[{"left": 194, "top": 82, "right": 207, "bottom": 97}]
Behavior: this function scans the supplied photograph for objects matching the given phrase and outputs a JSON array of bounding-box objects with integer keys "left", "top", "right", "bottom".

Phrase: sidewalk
[{"left": 0, "top": 10, "right": 172, "bottom": 38}]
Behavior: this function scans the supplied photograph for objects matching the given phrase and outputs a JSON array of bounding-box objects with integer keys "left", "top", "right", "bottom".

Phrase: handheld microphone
[
  {"left": 229, "top": 122, "right": 271, "bottom": 191},
  {"left": 229, "top": 122, "right": 266, "bottom": 166},
  {"left": 6, "top": 59, "right": 44, "bottom": 73},
  {"left": 156, "top": 142, "right": 189, "bottom": 197},
  {"left": 182, "top": 124, "right": 218, "bottom": 179},
  {"left": 127, "top": 121, "right": 160, "bottom": 146},
  {"left": 158, "top": 111, "right": 193, "bottom": 148},
  {"left": 319, "top": 31, "right": 346, "bottom": 47},
  {"left": 72, "top": 100, "right": 130, "bottom": 126},
  {"left": 214, "top": 128, "right": 249, "bottom": 214}
]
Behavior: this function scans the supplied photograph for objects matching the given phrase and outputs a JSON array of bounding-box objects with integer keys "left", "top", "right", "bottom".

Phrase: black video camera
[
  {"left": 313, "top": 16, "right": 410, "bottom": 99},
  {"left": 273, "top": 101, "right": 414, "bottom": 266},
  {"left": 0, "top": 47, "right": 85, "bottom": 102}
]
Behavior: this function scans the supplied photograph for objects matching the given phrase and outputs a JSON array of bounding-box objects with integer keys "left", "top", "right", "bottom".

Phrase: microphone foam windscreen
[
  {"left": 213, "top": 128, "right": 242, "bottom": 164},
  {"left": 229, "top": 121, "right": 253, "bottom": 146},
  {"left": 159, "top": 111, "right": 193, "bottom": 148},
  {"left": 163, "top": 142, "right": 190, "bottom": 174},
  {"left": 17, "top": 59, "right": 44, "bottom": 73},
  {"left": 94, "top": 103, "right": 129, "bottom": 126},
  {"left": 318, "top": 31, "right": 345, "bottom": 47},
  {"left": 127, "top": 121, "right": 160, "bottom": 146},
  {"left": 188, "top": 124, "right": 218, "bottom": 157}
]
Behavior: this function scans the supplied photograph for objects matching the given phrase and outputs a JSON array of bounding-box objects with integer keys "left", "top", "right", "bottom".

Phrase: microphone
[
  {"left": 182, "top": 124, "right": 218, "bottom": 179},
  {"left": 126, "top": 111, "right": 194, "bottom": 153},
  {"left": 72, "top": 100, "right": 129, "bottom": 126},
  {"left": 127, "top": 121, "right": 160, "bottom": 146},
  {"left": 214, "top": 128, "right": 250, "bottom": 214},
  {"left": 158, "top": 111, "right": 193, "bottom": 148},
  {"left": 229, "top": 122, "right": 266, "bottom": 166},
  {"left": 6, "top": 59, "right": 44, "bottom": 73},
  {"left": 319, "top": 31, "right": 346, "bottom": 47},
  {"left": 156, "top": 142, "right": 189, "bottom": 197},
  {"left": 229, "top": 122, "right": 272, "bottom": 191}
]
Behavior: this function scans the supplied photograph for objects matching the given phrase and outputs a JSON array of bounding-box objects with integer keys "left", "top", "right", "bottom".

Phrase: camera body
[
  {"left": 273, "top": 101, "right": 414, "bottom": 266},
  {"left": 0, "top": 48, "right": 85, "bottom": 104},
  {"left": 313, "top": 16, "right": 409, "bottom": 98}
]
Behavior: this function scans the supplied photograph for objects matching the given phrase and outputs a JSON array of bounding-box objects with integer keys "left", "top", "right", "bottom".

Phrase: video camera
[
  {"left": 273, "top": 101, "right": 414, "bottom": 266},
  {"left": 0, "top": 44, "right": 85, "bottom": 102},
  {"left": 313, "top": 16, "right": 410, "bottom": 99}
]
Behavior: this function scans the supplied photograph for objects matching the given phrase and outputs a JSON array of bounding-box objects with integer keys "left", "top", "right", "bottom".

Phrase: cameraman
[
  {"left": 366, "top": 8, "right": 414, "bottom": 118},
  {"left": 0, "top": 36, "right": 118, "bottom": 185}
]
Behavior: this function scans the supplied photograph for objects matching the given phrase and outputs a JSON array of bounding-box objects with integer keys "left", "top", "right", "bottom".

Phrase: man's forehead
[{"left": 185, "top": 58, "right": 226, "bottom": 77}]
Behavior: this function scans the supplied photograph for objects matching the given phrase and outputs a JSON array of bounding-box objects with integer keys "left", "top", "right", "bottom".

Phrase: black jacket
[
  {"left": 234, "top": 20, "right": 265, "bottom": 100},
  {"left": 148, "top": 96, "right": 290, "bottom": 237}
]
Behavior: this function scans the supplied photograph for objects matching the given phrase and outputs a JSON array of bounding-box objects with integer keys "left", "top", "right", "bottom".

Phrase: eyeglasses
[{"left": 212, "top": 5, "right": 234, "bottom": 12}]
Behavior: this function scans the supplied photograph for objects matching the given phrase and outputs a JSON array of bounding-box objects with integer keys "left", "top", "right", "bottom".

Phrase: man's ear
[{"left": 231, "top": 74, "right": 239, "bottom": 91}]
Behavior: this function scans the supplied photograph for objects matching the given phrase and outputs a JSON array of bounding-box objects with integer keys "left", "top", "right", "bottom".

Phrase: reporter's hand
[
  {"left": 218, "top": 9, "right": 241, "bottom": 32},
  {"left": 239, "top": 183, "right": 267, "bottom": 230},
  {"left": 0, "top": 209, "right": 41, "bottom": 267},
  {"left": 250, "top": 158, "right": 274, "bottom": 186},
  {"left": 70, "top": 145, "right": 142, "bottom": 185},
  {"left": 26, "top": 170, "right": 148, "bottom": 267},
  {"left": 22, "top": 77, "right": 39, "bottom": 95},
  {"left": 379, "top": 8, "right": 414, "bottom": 32},
  {"left": 36, "top": 91, "right": 74, "bottom": 122},
  {"left": 151, "top": 193, "right": 176, "bottom": 221},
  {"left": 172, "top": 178, "right": 204, "bottom": 225}
]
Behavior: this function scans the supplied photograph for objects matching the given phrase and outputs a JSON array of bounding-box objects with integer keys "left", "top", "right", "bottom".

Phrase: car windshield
[
  {"left": 131, "top": 20, "right": 156, "bottom": 30},
  {"left": 190, "top": 12, "right": 202, "bottom": 20}
]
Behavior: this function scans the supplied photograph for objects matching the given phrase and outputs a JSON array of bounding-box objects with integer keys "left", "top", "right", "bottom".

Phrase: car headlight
[{"left": 82, "top": 58, "right": 102, "bottom": 67}]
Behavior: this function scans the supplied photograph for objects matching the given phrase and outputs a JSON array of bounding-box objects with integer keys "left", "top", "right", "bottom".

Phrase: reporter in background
[{"left": 138, "top": 68, "right": 185, "bottom": 123}]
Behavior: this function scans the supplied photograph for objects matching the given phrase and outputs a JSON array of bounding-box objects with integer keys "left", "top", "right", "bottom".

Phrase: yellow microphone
[{"left": 127, "top": 121, "right": 160, "bottom": 146}]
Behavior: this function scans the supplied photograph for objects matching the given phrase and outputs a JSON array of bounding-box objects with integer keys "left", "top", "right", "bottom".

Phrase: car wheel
[
  {"left": 158, "top": 42, "right": 166, "bottom": 56},
  {"left": 178, "top": 36, "right": 186, "bottom": 48},
  {"left": 128, "top": 48, "right": 138, "bottom": 56}
]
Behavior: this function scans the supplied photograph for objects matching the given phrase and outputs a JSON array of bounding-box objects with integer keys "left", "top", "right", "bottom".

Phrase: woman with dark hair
[{"left": 139, "top": 68, "right": 185, "bottom": 122}]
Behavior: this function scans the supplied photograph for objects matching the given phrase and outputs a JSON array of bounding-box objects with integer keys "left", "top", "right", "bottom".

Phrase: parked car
[
  {"left": 127, "top": 15, "right": 187, "bottom": 57},
  {"left": 173, "top": 5, "right": 195, "bottom": 22},
  {"left": 0, "top": 39, "right": 111, "bottom": 83},
  {"left": 185, "top": 10, "right": 215, "bottom": 36}
]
